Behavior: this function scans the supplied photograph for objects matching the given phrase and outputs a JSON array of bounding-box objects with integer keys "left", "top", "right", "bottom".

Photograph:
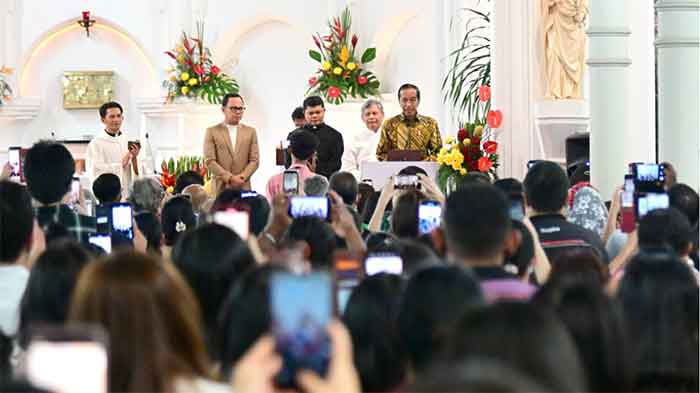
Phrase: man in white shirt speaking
[
  {"left": 341, "top": 99, "right": 385, "bottom": 181},
  {"left": 86, "top": 102, "right": 146, "bottom": 193}
]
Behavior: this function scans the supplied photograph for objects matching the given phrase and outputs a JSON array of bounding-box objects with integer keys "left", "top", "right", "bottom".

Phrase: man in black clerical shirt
[{"left": 286, "top": 96, "right": 343, "bottom": 179}]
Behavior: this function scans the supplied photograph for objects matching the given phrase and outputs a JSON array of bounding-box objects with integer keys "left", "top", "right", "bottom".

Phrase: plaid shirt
[{"left": 34, "top": 204, "right": 97, "bottom": 244}]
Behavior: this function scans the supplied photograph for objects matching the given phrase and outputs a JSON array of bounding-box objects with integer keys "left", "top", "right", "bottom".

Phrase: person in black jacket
[{"left": 286, "top": 96, "right": 343, "bottom": 179}]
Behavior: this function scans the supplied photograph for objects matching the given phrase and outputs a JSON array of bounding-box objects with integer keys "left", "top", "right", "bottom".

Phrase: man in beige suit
[{"left": 204, "top": 93, "right": 260, "bottom": 195}]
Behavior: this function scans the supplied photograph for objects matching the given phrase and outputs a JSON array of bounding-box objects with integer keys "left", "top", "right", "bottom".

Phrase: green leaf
[
  {"left": 309, "top": 50, "right": 322, "bottom": 63},
  {"left": 361, "top": 48, "right": 376, "bottom": 64}
]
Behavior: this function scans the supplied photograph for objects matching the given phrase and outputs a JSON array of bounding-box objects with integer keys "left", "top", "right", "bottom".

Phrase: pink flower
[
  {"left": 193, "top": 64, "right": 204, "bottom": 76},
  {"left": 483, "top": 141, "right": 498, "bottom": 154},
  {"left": 328, "top": 86, "right": 341, "bottom": 98},
  {"left": 478, "top": 157, "right": 493, "bottom": 173},
  {"left": 487, "top": 110, "right": 503, "bottom": 129},
  {"left": 357, "top": 75, "right": 368, "bottom": 85},
  {"left": 210, "top": 65, "right": 220, "bottom": 75},
  {"left": 479, "top": 85, "right": 491, "bottom": 102},
  {"left": 351, "top": 34, "right": 358, "bottom": 47}
]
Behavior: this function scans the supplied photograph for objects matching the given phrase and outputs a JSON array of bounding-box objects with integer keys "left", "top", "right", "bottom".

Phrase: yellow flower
[
  {"left": 459, "top": 168, "right": 467, "bottom": 175},
  {"left": 176, "top": 55, "right": 185, "bottom": 64},
  {"left": 322, "top": 61, "right": 332, "bottom": 71},
  {"left": 170, "top": 74, "right": 178, "bottom": 82},
  {"left": 180, "top": 72, "right": 190, "bottom": 81},
  {"left": 175, "top": 46, "right": 184, "bottom": 53},
  {"left": 333, "top": 67, "right": 343, "bottom": 75},
  {"left": 463, "top": 138, "right": 471, "bottom": 146},
  {"left": 474, "top": 125, "right": 484, "bottom": 138},
  {"left": 347, "top": 62, "right": 357, "bottom": 71},
  {"left": 339, "top": 46, "right": 350, "bottom": 66},
  {"left": 445, "top": 136, "right": 455, "bottom": 144},
  {"left": 166, "top": 186, "right": 174, "bottom": 194},
  {"left": 0, "top": 66, "right": 14, "bottom": 75},
  {"left": 181, "top": 86, "right": 189, "bottom": 95},
  {"left": 439, "top": 147, "right": 448, "bottom": 156},
  {"left": 188, "top": 78, "right": 198, "bottom": 86}
]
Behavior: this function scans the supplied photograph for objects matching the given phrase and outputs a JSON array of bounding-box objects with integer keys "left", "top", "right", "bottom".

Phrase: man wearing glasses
[{"left": 204, "top": 93, "right": 260, "bottom": 194}]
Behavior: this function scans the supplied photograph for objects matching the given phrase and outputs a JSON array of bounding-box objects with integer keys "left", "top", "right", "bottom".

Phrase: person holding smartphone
[
  {"left": 266, "top": 130, "right": 319, "bottom": 201},
  {"left": 86, "top": 102, "right": 151, "bottom": 193}
]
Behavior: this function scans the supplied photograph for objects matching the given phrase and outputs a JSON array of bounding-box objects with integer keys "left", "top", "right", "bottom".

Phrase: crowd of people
[{"left": 0, "top": 87, "right": 698, "bottom": 393}]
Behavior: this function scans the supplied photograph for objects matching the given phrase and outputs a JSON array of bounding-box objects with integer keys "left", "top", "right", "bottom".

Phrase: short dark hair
[
  {"left": 161, "top": 196, "right": 196, "bottom": 246},
  {"left": 506, "top": 220, "right": 535, "bottom": 277},
  {"left": 174, "top": 171, "right": 204, "bottom": 195},
  {"left": 443, "top": 184, "right": 512, "bottom": 260},
  {"left": 99, "top": 101, "right": 123, "bottom": 118},
  {"left": 291, "top": 106, "right": 305, "bottom": 120},
  {"left": 397, "top": 239, "right": 443, "bottom": 277},
  {"left": 221, "top": 93, "right": 244, "bottom": 107},
  {"left": 398, "top": 165, "right": 428, "bottom": 177},
  {"left": 0, "top": 181, "right": 34, "bottom": 261},
  {"left": 24, "top": 141, "right": 75, "bottom": 204},
  {"left": 638, "top": 208, "right": 692, "bottom": 255},
  {"left": 285, "top": 216, "right": 337, "bottom": 269},
  {"left": 329, "top": 172, "right": 359, "bottom": 205},
  {"left": 524, "top": 161, "right": 570, "bottom": 213},
  {"left": 343, "top": 274, "right": 408, "bottom": 392},
  {"left": 494, "top": 178, "right": 524, "bottom": 197},
  {"left": 134, "top": 212, "right": 162, "bottom": 255},
  {"left": 458, "top": 172, "right": 491, "bottom": 187},
  {"left": 669, "top": 183, "right": 699, "bottom": 227},
  {"left": 288, "top": 129, "right": 319, "bottom": 161},
  {"left": 92, "top": 173, "right": 122, "bottom": 204},
  {"left": 18, "top": 240, "right": 92, "bottom": 348},
  {"left": 303, "top": 95, "right": 325, "bottom": 110},
  {"left": 365, "top": 232, "right": 400, "bottom": 254},
  {"left": 398, "top": 83, "right": 420, "bottom": 100},
  {"left": 398, "top": 266, "right": 483, "bottom": 372},
  {"left": 172, "top": 223, "right": 256, "bottom": 359}
]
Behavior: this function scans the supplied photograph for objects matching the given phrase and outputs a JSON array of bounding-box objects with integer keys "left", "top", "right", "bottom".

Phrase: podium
[{"left": 360, "top": 161, "right": 440, "bottom": 191}]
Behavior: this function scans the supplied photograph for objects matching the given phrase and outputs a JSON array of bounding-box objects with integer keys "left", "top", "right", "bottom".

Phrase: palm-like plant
[{"left": 442, "top": 6, "right": 491, "bottom": 122}]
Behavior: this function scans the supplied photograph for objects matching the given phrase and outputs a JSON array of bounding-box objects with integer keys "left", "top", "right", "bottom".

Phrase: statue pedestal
[{"left": 534, "top": 100, "right": 590, "bottom": 165}]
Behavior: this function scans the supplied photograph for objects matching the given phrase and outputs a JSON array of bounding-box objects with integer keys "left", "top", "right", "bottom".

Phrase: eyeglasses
[{"left": 229, "top": 106, "right": 246, "bottom": 112}]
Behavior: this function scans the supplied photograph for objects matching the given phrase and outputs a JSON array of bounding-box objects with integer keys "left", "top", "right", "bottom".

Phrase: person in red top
[{"left": 266, "top": 129, "right": 319, "bottom": 201}]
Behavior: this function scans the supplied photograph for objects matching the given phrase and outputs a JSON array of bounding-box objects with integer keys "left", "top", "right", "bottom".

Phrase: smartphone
[
  {"left": 418, "top": 200, "right": 442, "bottom": 234},
  {"left": 110, "top": 203, "right": 133, "bottom": 240},
  {"left": 394, "top": 174, "right": 419, "bottom": 190},
  {"left": 365, "top": 253, "right": 403, "bottom": 276},
  {"left": 270, "top": 272, "right": 331, "bottom": 389},
  {"left": 95, "top": 204, "right": 111, "bottom": 234},
  {"left": 127, "top": 140, "right": 141, "bottom": 151},
  {"left": 288, "top": 196, "right": 330, "bottom": 220},
  {"left": 8, "top": 146, "right": 21, "bottom": 182},
  {"left": 283, "top": 170, "right": 300, "bottom": 195},
  {"left": 213, "top": 209, "right": 250, "bottom": 239},
  {"left": 240, "top": 191, "right": 258, "bottom": 199},
  {"left": 70, "top": 177, "right": 81, "bottom": 205},
  {"left": 88, "top": 234, "right": 112, "bottom": 254},
  {"left": 333, "top": 252, "right": 364, "bottom": 314},
  {"left": 621, "top": 175, "right": 636, "bottom": 233},
  {"left": 25, "top": 324, "right": 108, "bottom": 393},
  {"left": 509, "top": 198, "right": 526, "bottom": 221},
  {"left": 636, "top": 192, "right": 669, "bottom": 219},
  {"left": 631, "top": 163, "right": 666, "bottom": 192}
]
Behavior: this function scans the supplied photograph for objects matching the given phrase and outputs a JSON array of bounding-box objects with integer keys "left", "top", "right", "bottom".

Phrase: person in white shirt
[
  {"left": 86, "top": 102, "right": 147, "bottom": 192},
  {"left": 341, "top": 99, "right": 385, "bottom": 181}
]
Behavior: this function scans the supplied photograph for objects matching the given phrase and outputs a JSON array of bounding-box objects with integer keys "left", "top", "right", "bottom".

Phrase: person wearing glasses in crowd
[{"left": 203, "top": 93, "right": 260, "bottom": 195}]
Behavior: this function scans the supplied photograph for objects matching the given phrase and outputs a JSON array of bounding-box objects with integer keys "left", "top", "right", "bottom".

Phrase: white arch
[
  {"left": 371, "top": 10, "right": 419, "bottom": 88},
  {"left": 18, "top": 17, "right": 158, "bottom": 96}
]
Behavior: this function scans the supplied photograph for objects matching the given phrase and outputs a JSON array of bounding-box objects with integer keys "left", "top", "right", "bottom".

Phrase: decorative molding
[
  {"left": 587, "top": 27, "right": 632, "bottom": 36},
  {"left": 655, "top": 0, "right": 700, "bottom": 11},
  {"left": 587, "top": 58, "right": 633, "bottom": 67},
  {"left": 135, "top": 97, "right": 220, "bottom": 117},
  {"left": 0, "top": 97, "right": 41, "bottom": 120},
  {"left": 655, "top": 39, "right": 700, "bottom": 47}
]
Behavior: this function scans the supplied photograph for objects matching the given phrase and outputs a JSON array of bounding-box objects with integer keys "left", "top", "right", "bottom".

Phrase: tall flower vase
[{"left": 440, "top": 172, "right": 462, "bottom": 196}]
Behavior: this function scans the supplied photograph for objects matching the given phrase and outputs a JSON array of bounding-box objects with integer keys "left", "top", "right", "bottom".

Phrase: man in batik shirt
[{"left": 376, "top": 83, "right": 442, "bottom": 161}]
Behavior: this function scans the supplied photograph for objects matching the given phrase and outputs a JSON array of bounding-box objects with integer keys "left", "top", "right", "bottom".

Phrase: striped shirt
[{"left": 34, "top": 204, "right": 97, "bottom": 244}]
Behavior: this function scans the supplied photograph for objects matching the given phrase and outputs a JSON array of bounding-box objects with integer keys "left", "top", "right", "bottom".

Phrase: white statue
[{"left": 542, "top": 0, "right": 589, "bottom": 99}]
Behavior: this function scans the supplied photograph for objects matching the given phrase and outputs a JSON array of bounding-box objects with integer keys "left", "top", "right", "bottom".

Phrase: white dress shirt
[
  {"left": 226, "top": 124, "right": 238, "bottom": 148},
  {"left": 341, "top": 127, "right": 382, "bottom": 181},
  {"left": 0, "top": 265, "right": 29, "bottom": 336}
]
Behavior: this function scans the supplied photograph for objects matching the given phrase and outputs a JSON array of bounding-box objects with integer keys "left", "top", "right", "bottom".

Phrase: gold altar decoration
[{"left": 62, "top": 71, "right": 114, "bottom": 109}]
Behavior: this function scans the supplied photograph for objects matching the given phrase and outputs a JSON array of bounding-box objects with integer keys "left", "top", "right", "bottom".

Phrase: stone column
[
  {"left": 655, "top": 0, "right": 700, "bottom": 189},
  {"left": 587, "top": 0, "right": 633, "bottom": 198}
]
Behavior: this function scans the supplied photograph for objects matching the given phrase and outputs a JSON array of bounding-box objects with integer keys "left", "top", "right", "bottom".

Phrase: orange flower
[
  {"left": 487, "top": 110, "right": 503, "bottom": 128},
  {"left": 483, "top": 141, "right": 498, "bottom": 154},
  {"left": 328, "top": 86, "right": 341, "bottom": 98},
  {"left": 479, "top": 85, "right": 491, "bottom": 102},
  {"left": 478, "top": 157, "right": 493, "bottom": 173}
]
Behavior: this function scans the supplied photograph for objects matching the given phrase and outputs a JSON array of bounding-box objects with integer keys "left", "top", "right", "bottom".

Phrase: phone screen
[
  {"left": 289, "top": 196, "right": 329, "bottom": 220},
  {"left": 637, "top": 193, "right": 669, "bottom": 218},
  {"left": 418, "top": 201, "right": 442, "bottom": 234},
  {"left": 88, "top": 234, "right": 112, "bottom": 254},
  {"left": 95, "top": 204, "right": 111, "bottom": 234},
  {"left": 111, "top": 203, "right": 133, "bottom": 239},
  {"left": 8, "top": 147, "right": 21, "bottom": 182},
  {"left": 25, "top": 326, "right": 108, "bottom": 393},
  {"left": 240, "top": 191, "right": 258, "bottom": 199},
  {"left": 213, "top": 210, "right": 250, "bottom": 239},
  {"left": 270, "top": 272, "right": 331, "bottom": 389},
  {"left": 509, "top": 199, "right": 525, "bottom": 221},
  {"left": 365, "top": 254, "right": 403, "bottom": 276},
  {"left": 283, "top": 171, "right": 299, "bottom": 194},
  {"left": 394, "top": 175, "right": 419, "bottom": 189},
  {"left": 633, "top": 163, "right": 666, "bottom": 192},
  {"left": 334, "top": 254, "right": 363, "bottom": 314}
]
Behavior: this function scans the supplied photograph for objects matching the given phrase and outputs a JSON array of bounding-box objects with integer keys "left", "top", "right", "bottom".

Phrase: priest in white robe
[{"left": 341, "top": 98, "right": 385, "bottom": 181}]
